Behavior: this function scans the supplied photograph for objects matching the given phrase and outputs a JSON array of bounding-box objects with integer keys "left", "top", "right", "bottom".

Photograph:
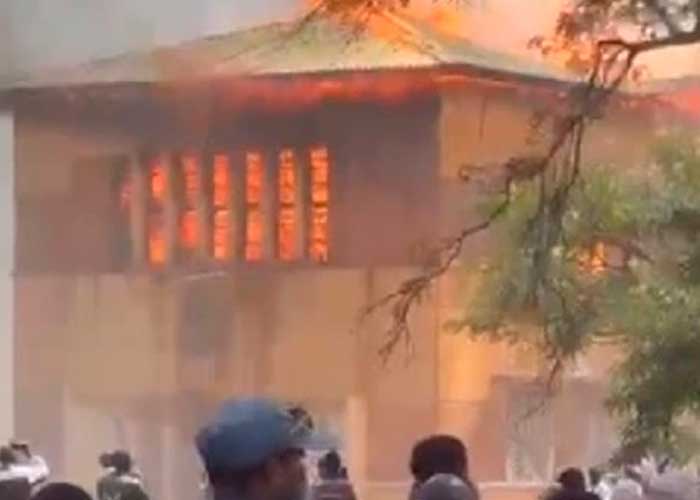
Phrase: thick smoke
[
  {"left": 0, "top": 0, "right": 299, "bottom": 79},
  {"left": 2, "top": 1, "right": 699, "bottom": 103}
]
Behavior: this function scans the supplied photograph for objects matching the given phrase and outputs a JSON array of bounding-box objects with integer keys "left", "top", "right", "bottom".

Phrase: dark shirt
[
  {"left": 0, "top": 475, "right": 31, "bottom": 500},
  {"left": 97, "top": 473, "right": 148, "bottom": 500}
]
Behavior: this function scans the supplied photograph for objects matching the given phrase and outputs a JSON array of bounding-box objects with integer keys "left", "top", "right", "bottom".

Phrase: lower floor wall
[{"left": 12, "top": 269, "right": 619, "bottom": 499}]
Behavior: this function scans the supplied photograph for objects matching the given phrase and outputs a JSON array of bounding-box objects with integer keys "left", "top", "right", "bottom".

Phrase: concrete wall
[{"left": 0, "top": 109, "right": 14, "bottom": 443}]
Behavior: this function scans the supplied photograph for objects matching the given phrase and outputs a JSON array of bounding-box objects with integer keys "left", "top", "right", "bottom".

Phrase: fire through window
[
  {"left": 278, "top": 149, "right": 297, "bottom": 261},
  {"left": 245, "top": 152, "right": 265, "bottom": 262},
  {"left": 180, "top": 155, "right": 201, "bottom": 252},
  {"left": 212, "top": 154, "right": 232, "bottom": 261},
  {"left": 148, "top": 157, "right": 168, "bottom": 266},
  {"left": 309, "top": 146, "right": 330, "bottom": 263},
  {"left": 116, "top": 145, "right": 331, "bottom": 268}
]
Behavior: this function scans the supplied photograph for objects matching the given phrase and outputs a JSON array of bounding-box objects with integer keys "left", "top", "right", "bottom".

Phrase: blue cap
[{"left": 196, "top": 398, "right": 313, "bottom": 472}]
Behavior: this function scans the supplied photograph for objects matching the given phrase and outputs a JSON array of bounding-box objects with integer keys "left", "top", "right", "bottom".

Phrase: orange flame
[
  {"left": 212, "top": 154, "right": 233, "bottom": 261},
  {"left": 309, "top": 146, "right": 330, "bottom": 263},
  {"left": 278, "top": 149, "right": 297, "bottom": 261},
  {"left": 245, "top": 152, "right": 265, "bottom": 262}
]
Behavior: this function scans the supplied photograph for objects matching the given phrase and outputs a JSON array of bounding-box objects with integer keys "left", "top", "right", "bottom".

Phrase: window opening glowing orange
[
  {"left": 212, "top": 154, "right": 232, "bottom": 261},
  {"left": 149, "top": 213, "right": 166, "bottom": 266},
  {"left": 182, "top": 155, "right": 201, "bottom": 207},
  {"left": 150, "top": 160, "right": 166, "bottom": 204},
  {"left": 278, "top": 149, "right": 297, "bottom": 261},
  {"left": 245, "top": 152, "right": 264, "bottom": 262},
  {"left": 309, "top": 146, "right": 330, "bottom": 263},
  {"left": 179, "top": 155, "right": 201, "bottom": 251},
  {"left": 148, "top": 158, "right": 168, "bottom": 265},
  {"left": 180, "top": 210, "right": 199, "bottom": 250}
]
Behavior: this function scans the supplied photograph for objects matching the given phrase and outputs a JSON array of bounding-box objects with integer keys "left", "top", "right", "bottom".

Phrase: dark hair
[
  {"left": 10, "top": 441, "right": 30, "bottom": 459},
  {"left": 0, "top": 446, "right": 15, "bottom": 466},
  {"left": 320, "top": 450, "right": 342, "bottom": 477},
  {"left": 558, "top": 468, "right": 586, "bottom": 492},
  {"left": 31, "top": 483, "right": 93, "bottom": 500},
  {"left": 110, "top": 451, "right": 132, "bottom": 474},
  {"left": 410, "top": 435, "right": 468, "bottom": 483},
  {"left": 99, "top": 452, "right": 113, "bottom": 468},
  {"left": 588, "top": 468, "right": 601, "bottom": 486}
]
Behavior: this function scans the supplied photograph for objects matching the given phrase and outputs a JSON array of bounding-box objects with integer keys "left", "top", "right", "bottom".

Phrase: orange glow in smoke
[
  {"left": 213, "top": 154, "right": 232, "bottom": 261},
  {"left": 411, "top": 5, "right": 466, "bottom": 38},
  {"left": 246, "top": 152, "right": 264, "bottom": 262},
  {"left": 278, "top": 149, "right": 297, "bottom": 261},
  {"left": 309, "top": 146, "right": 330, "bottom": 263}
]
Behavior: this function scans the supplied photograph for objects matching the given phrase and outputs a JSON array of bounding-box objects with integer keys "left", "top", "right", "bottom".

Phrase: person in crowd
[
  {"left": 550, "top": 468, "right": 601, "bottom": 500},
  {"left": 196, "top": 398, "right": 314, "bottom": 500},
  {"left": 0, "top": 446, "right": 31, "bottom": 500},
  {"left": 310, "top": 450, "right": 356, "bottom": 500},
  {"left": 636, "top": 456, "right": 699, "bottom": 500},
  {"left": 408, "top": 435, "right": 479, "bottom": 500},
  {"left": 31, "top": 482, "right": 93, "bottom": 500},
  {"left": 9, "top": 440, "right": 50, "bottom": 490},
  {"left": 99, "top": 453, "right": 114, "bottom": 473},
  {"left": 589, "top": 468, "right": 612, "bottom": 500},
  {"left": 96, "top": 450, "right": 148, "bottom": 500},
  {"left": 609, "top": 467, "right": 644, "bottom": 500}
]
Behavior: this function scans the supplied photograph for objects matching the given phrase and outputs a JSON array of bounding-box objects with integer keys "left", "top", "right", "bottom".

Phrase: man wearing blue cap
[{"left": 196, "top": 399, "right": 313, "bottom": 500}]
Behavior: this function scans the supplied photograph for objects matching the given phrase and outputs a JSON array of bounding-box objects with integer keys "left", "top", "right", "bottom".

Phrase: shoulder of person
[{"left": 0, "top": 469, "right": 28, "bottom": 482}]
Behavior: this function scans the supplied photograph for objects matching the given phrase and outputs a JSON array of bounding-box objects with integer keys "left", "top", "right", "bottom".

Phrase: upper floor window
[
  {"left": 117, "top": 145, "right": 332, "bottom": 269},
  {"left": 212, "top": 154, "right": 233, "bottom": 262},
  {"left": 148, "top": 157, "right": 168, "bottom": 266},
  {"left": 278, "top": 149, "right": 298, "bottom": 262},
  {"left": 309, "top": 146, "right": 330, "bottom": 264},
  {"left": 245, "top": 152, "right": 265, "bottom": 263}
]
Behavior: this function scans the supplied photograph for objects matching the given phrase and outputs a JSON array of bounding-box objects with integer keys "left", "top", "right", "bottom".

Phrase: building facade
[{"left": 0, "top": 11, "right": 683, "bottom": 500}]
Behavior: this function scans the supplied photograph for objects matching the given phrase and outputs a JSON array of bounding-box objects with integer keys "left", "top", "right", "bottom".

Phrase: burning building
[{"left": 0, "top": 10, "right": 683, "bottom": 500}]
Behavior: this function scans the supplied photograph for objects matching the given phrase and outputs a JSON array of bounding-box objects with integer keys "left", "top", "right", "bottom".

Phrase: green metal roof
[{"left": 3, "top": 12, "right": 575, "bottom": 91}]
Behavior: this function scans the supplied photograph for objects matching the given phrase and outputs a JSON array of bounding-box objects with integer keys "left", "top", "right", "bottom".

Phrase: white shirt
[
  {"left": 12, "top": 455, "right": 50, "bottom": 485},
  {"left": 0, "top": 468, "right": 25, "bottom": 482},
  {"left": 594, "top": 481, "right": 613, "bottom": 500},
  {"left": 610, "top": 478, "right": 643, "bottom": 500}
]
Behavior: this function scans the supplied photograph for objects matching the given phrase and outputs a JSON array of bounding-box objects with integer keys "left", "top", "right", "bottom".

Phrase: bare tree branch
[
  {"left": 340, "top": 0, "right": 700, "bottom": 363},
  {"left": 362, "top": 193, "right": 512, "bottom": 362}
]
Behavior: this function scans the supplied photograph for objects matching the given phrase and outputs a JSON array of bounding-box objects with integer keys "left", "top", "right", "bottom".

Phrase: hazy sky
[{"left": 0, "top": 0, "right": 300, "bottom": 77}]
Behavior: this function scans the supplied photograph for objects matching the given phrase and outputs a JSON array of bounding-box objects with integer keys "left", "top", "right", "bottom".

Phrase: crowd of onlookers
[
  {"left": 0, "top": 439, "right": 50, "bottom": 499},
  {"left": 3, "top": 398, "right": 700, "bottom": 500},
  {"left": 0, "top": 444, "right": 148, "bottom": 500}
]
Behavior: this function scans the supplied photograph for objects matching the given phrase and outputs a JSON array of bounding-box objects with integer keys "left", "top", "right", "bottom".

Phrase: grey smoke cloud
[{"left": 0, "top": 0, "right": 299, "bottom": 78}]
